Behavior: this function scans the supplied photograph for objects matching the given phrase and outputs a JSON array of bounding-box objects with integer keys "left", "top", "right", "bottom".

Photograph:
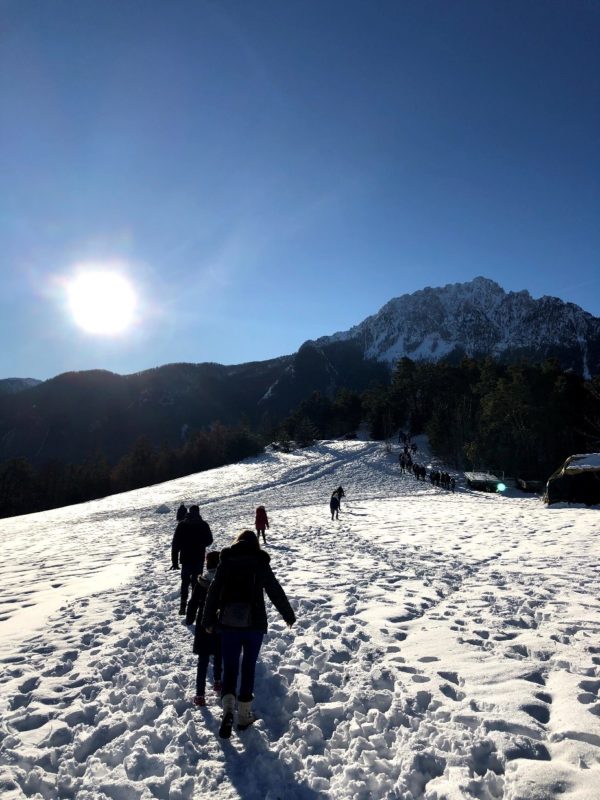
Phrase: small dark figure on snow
[
  {"left": 255, "top": 505, "right": 269, "bottom": 545},
  {"left": 335, "top": 486, "right": 345, "bottom": 507},
  {"left": 171, "top": 505, "right": 213, "bottom": 615},
  {"left": 176, "top": 503, "right": 188, "bottom": 522},
  {"left": 330, "top": 493, "right": 340, "bottom": 520},
  {"left": 186, "top": 551, "right": 223, "bottom": 707},
  {"left": 450, "top": 477, "right": 456, "bottom": 493}
]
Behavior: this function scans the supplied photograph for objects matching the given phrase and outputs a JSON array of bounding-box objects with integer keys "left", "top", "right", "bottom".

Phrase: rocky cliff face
[{"left": 314, "top": 277, "right": 600, "bottom": 377}]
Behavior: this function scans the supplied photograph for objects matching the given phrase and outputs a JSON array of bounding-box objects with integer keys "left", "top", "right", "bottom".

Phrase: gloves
[{"left": 170, "top": 564, "right": 179, "bottom": 570}]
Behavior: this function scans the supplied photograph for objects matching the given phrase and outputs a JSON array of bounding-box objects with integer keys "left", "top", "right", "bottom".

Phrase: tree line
[
  {"left": 0, "top": 423, "right": 263, "bottom": 519},
  {"left": 1, "top": 356, "right": 599, "bottom": 518},
  {"left": 277, "top": 357, "right": 600, "bottom": 479}
]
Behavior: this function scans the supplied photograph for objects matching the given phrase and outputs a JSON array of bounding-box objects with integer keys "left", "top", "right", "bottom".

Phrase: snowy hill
[
  {"left": 1, "top": 441, "right": 599, "bottom": 799},
  {"left": 314, "top": 277, "right": 600, "bottom": 378},
  {"left": 0, "top": 377, "right": 42, "bottom": 396}
]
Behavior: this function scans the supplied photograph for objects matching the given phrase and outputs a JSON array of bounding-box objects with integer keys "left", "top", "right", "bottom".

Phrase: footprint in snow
[
  {"left": 440, "top": 684, "right": 465, "bottom": 701},
  {"left": 520, "top": 704, "right": 550, "bottom": 724},
  {"left": 521, "top": 671, "right": 546, "bottom": 686}
]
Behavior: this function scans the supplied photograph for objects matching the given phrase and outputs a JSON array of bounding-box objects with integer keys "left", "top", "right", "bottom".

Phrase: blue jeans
[
  {"left": 221, "top": 630, "right": 264, "bottom": 702},
  {"left": 195, "top": 642, "right": 223, "bottom": 696}
]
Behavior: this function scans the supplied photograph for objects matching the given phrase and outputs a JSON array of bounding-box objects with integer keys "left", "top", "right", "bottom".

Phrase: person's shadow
[{"left": 199, "top": 665, "right": 325, "bottom": 799}]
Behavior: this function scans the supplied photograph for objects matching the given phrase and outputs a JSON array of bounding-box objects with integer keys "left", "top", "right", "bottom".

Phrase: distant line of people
[
  {"left": 398, "top": 458, "right": 455, "bottom": 492},
  {"left": 170, "top": 503, "right": 295, "bottom": 739},
  {"left": 429, "top": 470, "right": 455, "bottom": 491}
]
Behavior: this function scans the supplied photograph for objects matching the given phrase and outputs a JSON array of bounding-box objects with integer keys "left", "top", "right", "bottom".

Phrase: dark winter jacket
[
  {"left": 255, "top": 506, "right": 269, "bottom": 531},
  {"left": 171, "top": 512, "right": 213, "bottom": 569},
  {"left": 202, "top": 541, "right": 295, "bottom": 633},
  {"left": 176, "top": 504, "right": 187, "bottom": 522},
  {"left": 330, "top": 494, "right": 340, "bottom": 511},
  {"left": 186, "top": 572, "right": 220, "bottom": 655}
]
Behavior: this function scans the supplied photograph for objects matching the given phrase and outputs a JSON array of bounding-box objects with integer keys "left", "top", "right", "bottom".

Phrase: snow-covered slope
[
  {"left": 314, "top": 277, "right": 600, "bottom": 377},
  {"left": 0, "top": 441, "right": 599, "bottom": 799}
]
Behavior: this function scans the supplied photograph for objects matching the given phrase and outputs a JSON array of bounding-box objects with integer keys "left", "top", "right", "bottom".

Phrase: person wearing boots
[
  {"left": 202, "top": 529, "right": 295, "bottom": 739},
  {"left": 186, "top": 550, "right": 223, "bottom": 706},
  {"left": 254, "top": 505, "right": 269, "bottom": 545},
  {"left": 171, "top": 504, "right": 213, "bottom": 615}
]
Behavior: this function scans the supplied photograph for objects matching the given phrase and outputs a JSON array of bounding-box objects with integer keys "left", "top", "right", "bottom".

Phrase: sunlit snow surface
[{"left": 0, "top": 440, "right": 599, "bottom": 799}]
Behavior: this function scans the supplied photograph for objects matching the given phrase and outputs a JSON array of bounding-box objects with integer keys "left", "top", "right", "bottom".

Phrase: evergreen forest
[{"left": 1, "top": 357, "right": 599, "bottom": 519}]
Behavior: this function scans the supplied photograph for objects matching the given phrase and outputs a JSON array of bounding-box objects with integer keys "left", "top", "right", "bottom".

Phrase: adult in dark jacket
[
  {"left": 176, "top": 503, "right": 187, "bottom": 522},
  {"left": 330, "top": 493, "right": 340, "bottom": 520},
  {"left": 202, "top": 530, "right": 295, "bottom": 739},
  {"left": 186, "top": 551, "right": 222, "bottom": 705},
  {"left": 171, "top": 505, "right": 213, "bottom": 614}
]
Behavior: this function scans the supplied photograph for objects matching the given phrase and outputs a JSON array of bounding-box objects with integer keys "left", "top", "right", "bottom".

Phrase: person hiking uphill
[
  {"left": 330, "top": 492, "right": 340, "bottom": 520},
  {"left": 202, "top": 530, "right": 295, "bottom": 739},
  {"left": 171, "top": 505, "right": 213, "bottom": 615},
  {"left": 186, "top": 551, "right": 223, "bottom": 706},
  {"left": 254, "top": 505, "right": 269, "bottom": 545}
]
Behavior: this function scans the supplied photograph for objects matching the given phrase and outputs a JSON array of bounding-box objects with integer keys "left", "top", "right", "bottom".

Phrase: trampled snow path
[{"left": 0, "top": 440, "right": 599, "bottom": 799}]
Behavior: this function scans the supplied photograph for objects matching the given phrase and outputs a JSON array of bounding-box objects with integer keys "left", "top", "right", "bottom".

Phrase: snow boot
[
  {"left": 237, "top": 700, "right": 257, "bottom": 731},
  {"left": 219, "top": 694, "right": 235, "bottom": 739},
  {"left": 193, "top": 695, "right": 206, "bottom": 707}
]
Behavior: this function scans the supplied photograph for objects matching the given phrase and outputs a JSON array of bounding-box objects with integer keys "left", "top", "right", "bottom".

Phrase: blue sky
[{"left": 1, "top": 0, "right": 598, "bottom": 380}]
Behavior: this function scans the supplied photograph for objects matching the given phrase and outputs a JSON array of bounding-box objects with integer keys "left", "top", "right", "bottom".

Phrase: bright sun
[{"left": 67, "top": 270, "right": 137, "bottom": 335}]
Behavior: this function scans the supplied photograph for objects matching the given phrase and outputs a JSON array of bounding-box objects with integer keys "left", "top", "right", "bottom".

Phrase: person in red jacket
[{"left": 254, "top": 505, "right": 269, "bottom": 544}]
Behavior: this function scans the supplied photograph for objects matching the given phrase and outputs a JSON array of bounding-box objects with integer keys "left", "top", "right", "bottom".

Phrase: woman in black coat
[{"left": 202, "top": 529, "right": 295, "bottom": 738}]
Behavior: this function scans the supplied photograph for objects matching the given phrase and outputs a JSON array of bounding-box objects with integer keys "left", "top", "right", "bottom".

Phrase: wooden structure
[{"left": 464, "top": 471, "right": 503, "bottom": 492}]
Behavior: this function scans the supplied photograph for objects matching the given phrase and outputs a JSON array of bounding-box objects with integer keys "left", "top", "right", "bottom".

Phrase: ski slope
[{"left": 0, "top": 440, "right": 599, "bottom": 800}]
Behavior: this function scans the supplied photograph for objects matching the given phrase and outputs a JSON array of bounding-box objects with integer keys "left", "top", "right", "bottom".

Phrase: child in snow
[
  {"left": 186, "top": 551, "right": 223, "bottom": 706},
  {"left": 254, "top": 505, "right": 269, "bottom": 544}
]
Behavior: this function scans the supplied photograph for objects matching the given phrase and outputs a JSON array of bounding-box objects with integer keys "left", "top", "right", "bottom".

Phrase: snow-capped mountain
[
  {"left": 2, "top": 277, "right": 599, "bottom": 467},
  {"left": 0, "top": 377, "right": 42, "bottom": 396},
  {"left": 314, "top": 277, "right": 600, "bottom": 378}
]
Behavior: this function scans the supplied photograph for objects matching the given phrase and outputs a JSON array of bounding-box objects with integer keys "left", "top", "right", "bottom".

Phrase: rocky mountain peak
[{"left": 315, "top": 277, "right": 600, "bottom": 377}]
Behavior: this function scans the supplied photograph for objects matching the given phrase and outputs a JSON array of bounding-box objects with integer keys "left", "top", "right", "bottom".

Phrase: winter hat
[
  {"left": 234, "top": 529, "right": 260, "bottom": 549},
  {"left": 206, "top": 551, "right": 220, "bottom": 570}
]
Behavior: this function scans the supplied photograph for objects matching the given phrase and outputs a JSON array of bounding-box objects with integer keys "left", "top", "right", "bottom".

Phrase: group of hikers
[
  {"left": 399, "top": 454, "right": 456, "bottom": 492},
  {"left": 170, "top": 484, "right": 347, "bottom": 737},
  {"left": 171, "top": 502, "right": 295, "bottom": 739}
]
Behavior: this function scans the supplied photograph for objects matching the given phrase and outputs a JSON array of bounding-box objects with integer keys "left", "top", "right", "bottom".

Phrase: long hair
[{"left": 234, "top": 529, "right": 261, "bottom": 550}]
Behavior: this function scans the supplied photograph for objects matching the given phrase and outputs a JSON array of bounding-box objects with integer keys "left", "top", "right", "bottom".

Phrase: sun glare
[{"left": 66, "top": 270, "right": 137, "bottom": 335}]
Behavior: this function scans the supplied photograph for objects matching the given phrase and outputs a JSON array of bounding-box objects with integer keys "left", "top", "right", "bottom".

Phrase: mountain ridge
[
  {"left": 313, "top": 277, "right": 600, "bottom": 377},
  {"left": 2, "top": 277, "right": 599, "bottom": 466}
]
